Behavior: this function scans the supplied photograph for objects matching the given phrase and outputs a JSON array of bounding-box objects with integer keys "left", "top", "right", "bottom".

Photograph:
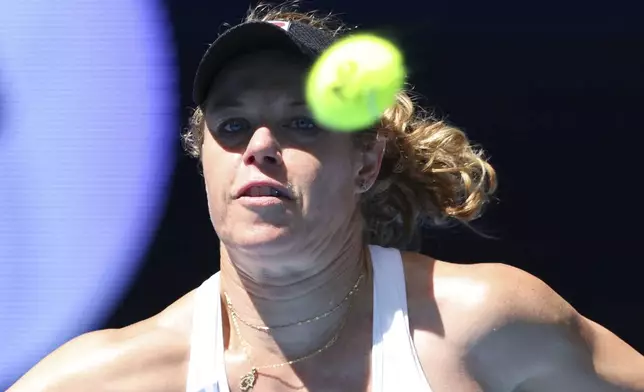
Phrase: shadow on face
[{"left": 203, "top": 50, "right": 316, "bottom": 151}]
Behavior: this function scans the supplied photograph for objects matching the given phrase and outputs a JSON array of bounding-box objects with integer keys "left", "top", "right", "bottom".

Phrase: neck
[{"left": 219, "top": 219, "right": 368, "bottom": 360}]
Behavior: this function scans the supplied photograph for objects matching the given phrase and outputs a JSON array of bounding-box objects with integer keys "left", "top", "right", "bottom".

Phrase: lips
[
  {"left": 243, "top": 185, "right": 286, "bottom": 198},
  {"left": 235, "top": 182, "right": 292, "bottom": 200}
]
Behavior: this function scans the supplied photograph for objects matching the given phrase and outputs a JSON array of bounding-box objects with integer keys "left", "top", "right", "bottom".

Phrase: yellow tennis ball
[{"left": 306, "top": 33, "right": 405, "bottom": 132}]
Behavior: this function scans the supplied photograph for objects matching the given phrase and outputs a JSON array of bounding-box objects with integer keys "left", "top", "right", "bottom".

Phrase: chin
[{"left": 222, "top": 222, "right": 299, "bottom": 253}]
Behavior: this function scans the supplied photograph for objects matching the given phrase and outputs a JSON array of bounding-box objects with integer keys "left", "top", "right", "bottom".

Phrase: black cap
[{"left": 193, "top": 20, "right": 338, "bottom": 106}]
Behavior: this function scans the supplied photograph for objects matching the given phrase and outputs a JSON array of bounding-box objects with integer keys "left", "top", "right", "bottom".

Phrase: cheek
[
  {"left": 287, "top": 147, "right": 358, "bottom": 213},
  {"left": 202, "top": 138, "right": 237, "bottom": 215}
]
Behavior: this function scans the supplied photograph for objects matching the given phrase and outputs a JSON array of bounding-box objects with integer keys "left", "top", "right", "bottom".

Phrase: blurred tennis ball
[{"left": 305, "top": 33, "right": 405, "bottom": 132}]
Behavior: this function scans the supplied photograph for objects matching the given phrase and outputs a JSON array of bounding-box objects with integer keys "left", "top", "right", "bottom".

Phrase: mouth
[{"left": 237, "top": 184, "right": 292, "bottom": 200}]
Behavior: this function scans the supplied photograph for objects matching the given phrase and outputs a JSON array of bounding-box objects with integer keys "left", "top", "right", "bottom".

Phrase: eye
[
  {"left": 218, "top": 118, "right": 250, "bottom": 134},
  {"left": 287, "top": 117, "right": 319, "bottom": 131}
]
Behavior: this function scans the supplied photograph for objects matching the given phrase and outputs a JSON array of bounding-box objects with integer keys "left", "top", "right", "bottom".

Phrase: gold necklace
[
  {"left": 225, "top": 276, "right": 363, "bottom": 392},
  {"left": 224, "top": 272, "right": 364, "bottom": 332}
]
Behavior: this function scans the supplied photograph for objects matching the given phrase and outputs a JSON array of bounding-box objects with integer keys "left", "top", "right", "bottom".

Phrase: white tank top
[{"left": 185, "top": 245, "right": 433, "bottom": 392}]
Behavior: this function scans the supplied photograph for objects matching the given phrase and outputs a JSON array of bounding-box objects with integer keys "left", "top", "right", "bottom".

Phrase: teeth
[{"left": 248, "top": 186, "right": 282, "bottom": 197}]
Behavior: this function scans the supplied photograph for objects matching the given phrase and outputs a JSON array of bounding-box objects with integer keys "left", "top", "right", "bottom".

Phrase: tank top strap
[
  {"left": 369, "top": 245, "right": 434, "bottom": 392},
  {"left": 185, "top": 273, "right": 229, "bottom": 392}
]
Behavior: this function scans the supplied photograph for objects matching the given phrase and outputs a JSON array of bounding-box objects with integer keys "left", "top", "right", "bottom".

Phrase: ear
[{"left": 354, "top": 133, "right": 387, "bottom": 194}]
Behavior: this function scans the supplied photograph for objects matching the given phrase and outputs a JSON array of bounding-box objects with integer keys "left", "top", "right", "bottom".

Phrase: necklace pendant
[{"left": 240, "top": 367, "right": 258, "bottom": 392}]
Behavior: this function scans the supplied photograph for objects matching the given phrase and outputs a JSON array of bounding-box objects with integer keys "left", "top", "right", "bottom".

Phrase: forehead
[{"left": 206, "top": 50, "right": 310, "bottom": 105}]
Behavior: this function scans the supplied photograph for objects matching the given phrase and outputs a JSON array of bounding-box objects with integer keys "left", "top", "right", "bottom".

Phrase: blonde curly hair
[{"left": 183, "top": 1, "right": 497, "bottom": 249}]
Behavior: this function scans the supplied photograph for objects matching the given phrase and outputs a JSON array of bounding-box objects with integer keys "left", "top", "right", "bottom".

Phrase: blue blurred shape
[{"left": 0, "top": 0, "right": 177, "bottom": 385}]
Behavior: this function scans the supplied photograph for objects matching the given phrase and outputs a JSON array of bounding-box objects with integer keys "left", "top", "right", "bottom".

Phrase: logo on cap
[{"left": 267, "top": 20, "right": 291, "bottom": 31}]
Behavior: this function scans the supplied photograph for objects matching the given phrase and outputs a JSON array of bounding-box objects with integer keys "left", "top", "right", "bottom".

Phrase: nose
[{"left": 242, "top": 126, "right": 283, "bottom": 166}]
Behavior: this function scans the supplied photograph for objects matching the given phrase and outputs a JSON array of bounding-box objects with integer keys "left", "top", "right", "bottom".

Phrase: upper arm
[
  {"left": 8, "top": 324, "right": 189, "bottom": 392},
  {"left": 576, "top": 316, "right": 644, "bottom": 390},
  {"left": 509, "top": 316, "right": 644, "bottom": 392},
  {"left": 8, "top": 328, "right": 126, "bottom": 392},
  {"left": 8, "top": 292, "right": 195, "bottom": 392},
  {"left": 462, "top": 264, "right": 644, "bottom": 392}
]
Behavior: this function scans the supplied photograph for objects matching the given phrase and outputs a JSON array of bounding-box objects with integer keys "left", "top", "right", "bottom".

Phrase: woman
[{"left": 9, "top": 3, "right": 644, "bottom": 392}]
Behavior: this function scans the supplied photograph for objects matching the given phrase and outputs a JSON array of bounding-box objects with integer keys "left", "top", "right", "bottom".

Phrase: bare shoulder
[
  {"left": 8, "top": 289, "right": 197, "bottom": 392},
  {"left": 401, "top": 252, "right": 575, "bottom": 336},
  {"left": 401, "top": 252, "right": 644, "bottom": 391}
]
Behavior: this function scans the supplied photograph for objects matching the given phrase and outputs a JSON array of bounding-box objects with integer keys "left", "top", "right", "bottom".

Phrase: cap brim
[{"left": 193, "top": 22, "right": 311, "bottom": 106}]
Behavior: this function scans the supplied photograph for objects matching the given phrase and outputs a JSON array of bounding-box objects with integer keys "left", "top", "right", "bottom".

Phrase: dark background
[{"left": 105, "top": 0, "right": 644, "bottom": 351}]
